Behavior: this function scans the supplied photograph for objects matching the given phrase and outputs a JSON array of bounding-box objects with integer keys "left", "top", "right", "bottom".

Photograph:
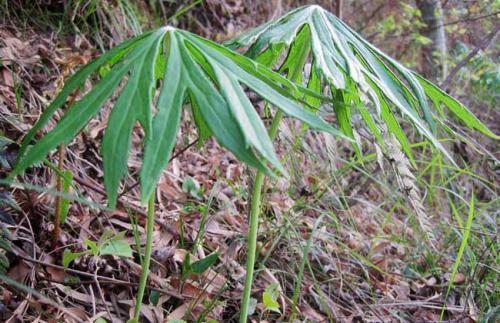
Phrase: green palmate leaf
[
  {"left": 62, "top": 249, "right": 86, "bottom": 268},
  {"left": 12, "top": 26, "right": 340, "bottom": 207},
  {"left": 262, "top": 283, "right": 281, "bottom": 313},
  {"left": 227, "top": 5, "right": 498, "bottom": 162},
  {"left": 103, "top": 29, "right": 166, "bottom": 207},
  {"left": 190, "top": 252, "right": 219, "bottom": 274},
  {"left": 100, "top": 239, "right": 133, "bottom": 258}
]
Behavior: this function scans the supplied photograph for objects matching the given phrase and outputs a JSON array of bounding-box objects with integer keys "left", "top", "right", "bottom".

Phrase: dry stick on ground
[
  {"left": 117, "top": 137, "right": 199, "bottom": 199},
  {"left": 94, "top": 266, "right": 113, "bottom": 320},
  {"left": 441, "top": 27, "right": 499, "bottom": 91},
  {"left": 16, "top": 253, "right": 182, "bottom": 298},
  {"left": 52, "top": 143, "right": 65, "bottom": 246},
  {"left": 71, "top": 175, "right": 179, "bottom": 239}
]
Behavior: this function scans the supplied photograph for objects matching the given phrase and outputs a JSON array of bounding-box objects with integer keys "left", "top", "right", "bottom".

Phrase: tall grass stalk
[
  {"left": 439, "top": 192, "right": 475, "bottom": 321},
  {"left": 290, "top": 215, "right": 323, "bottom": 321}
]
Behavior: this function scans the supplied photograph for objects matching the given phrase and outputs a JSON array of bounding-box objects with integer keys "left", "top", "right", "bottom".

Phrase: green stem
[
  {"left": 239, "top": 111, "right": 283, "bottom": 323},
  {"left": 52, "top": 143, "right": 65, "bottom": 247},
  {"left": 133, "top": 192, "right": 155, "bottom": 321},
  {"left": 239, "top": 39, "right": 310, "bottom": 322}
]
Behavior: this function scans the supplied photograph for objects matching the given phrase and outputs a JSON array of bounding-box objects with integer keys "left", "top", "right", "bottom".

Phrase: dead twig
[
  {"left": 441, "top": 27, "right": 499, "bottom": 91},
  {"left": 15, "top": 254, "right": 182, "bottom": 299},
  {"left": 117, "top": 137, "right": 199, "bottom": 199}
]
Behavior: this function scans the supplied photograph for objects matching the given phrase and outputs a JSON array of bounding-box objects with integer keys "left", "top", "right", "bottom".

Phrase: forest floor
[{"left": 0, "top": 1, "right": 498, "bottom": 322}]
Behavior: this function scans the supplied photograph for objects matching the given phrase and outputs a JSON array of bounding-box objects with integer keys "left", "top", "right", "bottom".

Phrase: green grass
[{"left": 0, "top": 0, "right": 147, "bottom": 50}]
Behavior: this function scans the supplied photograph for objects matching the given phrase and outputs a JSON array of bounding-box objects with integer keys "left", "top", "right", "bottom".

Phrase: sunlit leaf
[
  {"left": 62, "top": 249, "right": 86, "bottom": 268},
  {"left": 227, "top": 5, "right": 498, "bottom": 162},
  {"left": 100, "top": 239, "right": 133, "bottom": 258},
  {"left": 262, "top": 283, "right": 281, "bottom": 313},
  {"left": 190, "top": 252, "right": 219, "bottom": 274}
]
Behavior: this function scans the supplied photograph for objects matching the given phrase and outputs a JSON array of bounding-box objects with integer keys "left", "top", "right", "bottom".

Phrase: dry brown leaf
[
  {"left": 165, "top": 303, "right": 188, "bottom": 321},
  {"left": 64, "top": 307, "right": 89, "bottom": 321},
  {"left": 0, "top": 68, "right": 14, "bottom": 87},
  {"left": 7, "top": 261, "right": 31, "bottom": 282},
  {"left": 53, "top": 283, "right": 113, "bottom": 307},
  {"left": 299, "top": 303, "right": 326, "bottom": 322}
]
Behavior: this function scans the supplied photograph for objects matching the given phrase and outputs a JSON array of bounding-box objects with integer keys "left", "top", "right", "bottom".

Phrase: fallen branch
[{"left": 441, "top": 27, "right": 499, "bottom": 91}]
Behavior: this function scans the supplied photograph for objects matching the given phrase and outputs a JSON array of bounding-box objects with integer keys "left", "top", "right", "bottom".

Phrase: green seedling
[{"left": 63, "top": 230, "right": 133, "bottom": 268}]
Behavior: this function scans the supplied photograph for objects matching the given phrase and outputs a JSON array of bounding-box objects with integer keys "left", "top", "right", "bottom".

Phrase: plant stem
[
  {"left": 52, "top": 88, "right": 80, "bottom": 247},
  {"left": 239, "top": 111, "right": 283, "bottom": 323},
  {"left": 133, "top": 192, "right": 155, "bottom": 321},
  {"left": 52, "top": 143, "right": 65, "bottom": 247},
  {"left": 239, "top": 40, "right": 310, "bottom": 321}
]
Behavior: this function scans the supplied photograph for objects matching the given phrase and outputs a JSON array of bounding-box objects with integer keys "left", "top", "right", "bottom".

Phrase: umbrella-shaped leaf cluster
[
  {"left": 227, "top": 5, "right": 498, "bottom": 162},
  {"left": 11, "top": 26, "right": 345, "bottom": 207}
]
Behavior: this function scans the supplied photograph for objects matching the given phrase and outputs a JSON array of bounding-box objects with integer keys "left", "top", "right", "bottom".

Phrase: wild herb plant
[
  {"left": 227, "top": 5, "right": 498, "bottom": 321},
  {"left": 9, "top": 25, "right": 342, "bottom": 322},
  {"left": 8, "top": 5, "right": 498, "bottom": 322}
]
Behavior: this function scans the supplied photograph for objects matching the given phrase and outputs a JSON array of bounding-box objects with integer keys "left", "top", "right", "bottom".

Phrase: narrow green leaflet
[
  {"left": 140, "top": 33, "right": 184, "bottom": 202},
  {"left": 278, "top": 25, "right": 311, "bottom": 82},
  {"left": 332, "top": 89, "right": 361, "bottom": 156},
  {"left": 305, "top": 61, "right": 322, "bottom": 110},
  {"left": 210, "top": 62, "right": 284, "bottom": 173},
  {"left": 380, "top": 95, "right": 415, "bottom": 165},
  {"left": 103, "top": 29, "right": 166, "bottom": 207},
  {"left": 11, "top": 61, "right": 131, "bottom": 178},
  {"left": 16, "top": 32, "right": 152, "bottom": 160},
  {"left": 190, "top": 97, "right": 212, "bottom": 145},
  {"left": 190, "top": 252, "right": 219, "bottom": 274},
  {"left": 13, "top": 26, "right": 339, "bottom": 207},
  {"left": 415, "top": 74, "right": 499, "bottom": 139}
]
